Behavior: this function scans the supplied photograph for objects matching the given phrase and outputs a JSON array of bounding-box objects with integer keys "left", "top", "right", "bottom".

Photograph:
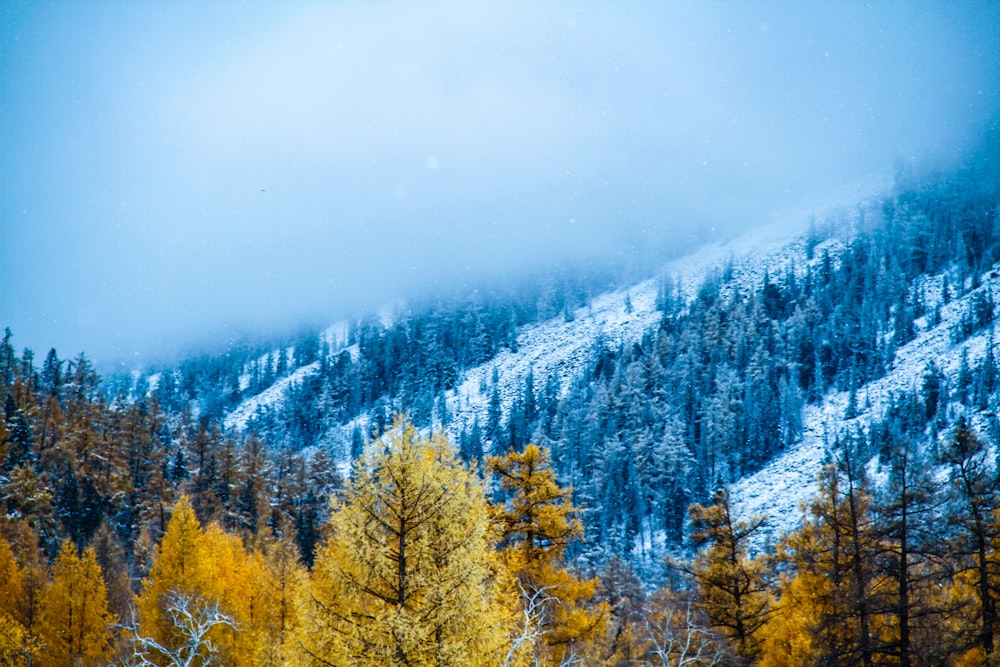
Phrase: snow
[
  {"left": 438, "top": 211, "right": 829, "bottom": 443},
  {"left": 215, "top": 182, "right": 1000, "bottom": 555},
  {"left": 224, "top": 361, "right": 320, "bottom": 432},
  {"left": 729, "top": 265, "right": 1000, "bottom": 551},
  {"left": 225, "top": 321, "right": 354, "bottom": 432}
]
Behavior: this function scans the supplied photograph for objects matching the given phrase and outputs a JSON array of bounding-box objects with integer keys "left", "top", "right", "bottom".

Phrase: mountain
[
  {"left": 3, "top": 153, "right": 999, "bottom": 665},
  {"left": 125, "top": 154, "right": 999, "bottom": 569}
]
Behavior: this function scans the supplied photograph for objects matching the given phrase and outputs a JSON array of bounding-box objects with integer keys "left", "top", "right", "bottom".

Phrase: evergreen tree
[{"left": 942, "top": 420, "right": 1000, "bottom": 662}]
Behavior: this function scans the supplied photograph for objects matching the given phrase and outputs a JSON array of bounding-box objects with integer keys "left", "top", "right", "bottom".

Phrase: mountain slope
[{"left": 154, "top": 161, "right": 999, "bottom": 565}]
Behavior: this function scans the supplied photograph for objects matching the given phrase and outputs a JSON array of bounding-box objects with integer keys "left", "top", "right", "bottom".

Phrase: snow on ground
[
  {"left": 225, "top": 321, "right": 354, "bottom": 432},
  {"left": 730, "top": 265, "right": 1000, "bottom": 551},
  {"left": 220, "top": 183, "right": 997, "bottom": 556},
  {"left": 440, "top": 211, "right": 831, "bottom": 442},
  {"left": 224, "top": 361, "right": 320, "bottom": 432}
]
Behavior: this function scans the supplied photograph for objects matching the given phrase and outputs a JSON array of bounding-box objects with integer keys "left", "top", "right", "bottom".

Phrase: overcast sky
[{"left": 2, "top": 1, "right": 998, "bottom": 368}]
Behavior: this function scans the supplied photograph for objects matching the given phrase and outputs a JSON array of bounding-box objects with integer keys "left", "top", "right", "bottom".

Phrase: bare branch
[
  {"left": 117, "top": 591, "right": 238, "bottom": 667},
  {"left": 502, "top": 582, "right": 558, "bottom": 667}
]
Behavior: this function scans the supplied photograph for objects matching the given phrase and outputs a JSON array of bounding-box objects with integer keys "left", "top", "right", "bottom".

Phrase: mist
[{"left": 2, "top": 1, "right": 997, "bottom": 368}]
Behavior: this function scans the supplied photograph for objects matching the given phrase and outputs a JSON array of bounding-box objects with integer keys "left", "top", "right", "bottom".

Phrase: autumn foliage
[{"left": 2, "top": 395, "right": 999, "bottom": 666}]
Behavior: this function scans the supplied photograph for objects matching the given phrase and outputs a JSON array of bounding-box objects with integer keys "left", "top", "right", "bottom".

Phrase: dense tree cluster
[
  {"left": 120, "top": 155, "right": 1000, "bottom": 569},
  {"left": 136, "top": 270, "right": 614, "bottom": 444},
  {"left": 475, "top": 158, "right": 999, "bottom": 561},
  {"left": 2, "top": 154, "right": 999, "bottom": 665},
  {"left": 0, "top": 329, "right": 341, "bottom": 574},
  {"left": 3, "top": 410, "right": 997, "bottom": 665}
]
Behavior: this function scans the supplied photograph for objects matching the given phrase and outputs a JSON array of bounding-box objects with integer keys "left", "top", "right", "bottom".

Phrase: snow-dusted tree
[
  {"left": 942, "top": 420, "right": 1000, "bottom": 663},
  {"left": 306, "top": 418, "right": 515, "bottom": 666}
]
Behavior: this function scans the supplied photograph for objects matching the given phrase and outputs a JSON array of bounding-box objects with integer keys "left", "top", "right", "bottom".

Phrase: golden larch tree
[
  {"left": 0, "top": 536, "right": 30, "bottom": 665},
  {"left": 306, "top": 418, "right": 515, "bottom": 667},
  {"left": 37, "top": 540, "right": 113, "bottom": 667},
  {"left": 134, "top": 495, "right": 270, "bottom": 666},
  {"left": 488, "top": 443, "right": 606, "bottom": 666},
  {"left": 685, "top": 488, "right": 770, "bottom": 664}
]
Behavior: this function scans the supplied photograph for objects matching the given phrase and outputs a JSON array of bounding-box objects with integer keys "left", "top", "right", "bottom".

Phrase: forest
[{"left": 2, "top": 154, "right": 1000, "bottom": 665}]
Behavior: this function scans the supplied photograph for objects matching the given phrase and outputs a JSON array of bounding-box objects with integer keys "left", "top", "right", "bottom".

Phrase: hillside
[
  {"left": 134, "top": 157, "right": 999, "bottom": 568},
  {"left": 3, "top": 157, "right": 1000, "bottom": 666}
]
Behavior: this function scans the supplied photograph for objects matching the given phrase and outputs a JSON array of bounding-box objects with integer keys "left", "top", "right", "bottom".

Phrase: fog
[{"left": 2, "top": 1, "right": 997, "bottom": 367}]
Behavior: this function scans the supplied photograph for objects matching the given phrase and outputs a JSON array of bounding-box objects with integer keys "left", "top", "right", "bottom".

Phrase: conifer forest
[
  {"left": 4, "top": 3, "right": 1000, "bottom": 666},
  {"left": 2, "top": 154, "right": 1000, "bottom": 666}
]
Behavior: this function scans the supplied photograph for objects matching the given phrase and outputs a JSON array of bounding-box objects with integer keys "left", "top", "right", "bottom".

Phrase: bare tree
[
  {"left": 118, "top": 592, "right": 238, "bottom": 667},
  {"left": 502, "top": 583, "right": 555, "bottom": 667},
  {"left": 640, "top": 601, "right": 725, "bottom": 667}
]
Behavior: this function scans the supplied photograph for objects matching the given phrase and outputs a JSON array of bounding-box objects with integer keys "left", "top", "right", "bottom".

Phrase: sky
[{"left": 2, "top": 1, "right": 998, "bottom": 368}]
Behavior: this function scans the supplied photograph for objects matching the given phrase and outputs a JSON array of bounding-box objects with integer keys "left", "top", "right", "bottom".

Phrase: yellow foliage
[
  {"left": 306, "top": 418, "right": 515, "bottom": 667},
  {"left": 758, "top": 568, "right": 829, "bottom": 667},
  {"left": 0, "top": 537, "right": 30, "bottom": 665},
  {"left": 489, "top": 444, "right": 607, "bottom": 666},
  {"left": 254, "top": 538, "right": 309, "bottom": 666},
  {"left": 136, "top": 495, "right": 303, "bottom": 667},
  {"left": 37, "top": 540, "right": 113, "bottom": 667},
  {"left": 685, "top": 489, "right": 770, "bottom": 663}
]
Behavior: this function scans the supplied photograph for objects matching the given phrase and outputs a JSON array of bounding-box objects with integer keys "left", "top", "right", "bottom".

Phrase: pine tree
[
  {"left": 306, "top": 418, "right": 514, "bottom": 666},
  {"left": 488, "top": 443, "right": 606, "bottom": 666},
  {"left": 37, "top": 540, "right": 113, "bottom": 667}
]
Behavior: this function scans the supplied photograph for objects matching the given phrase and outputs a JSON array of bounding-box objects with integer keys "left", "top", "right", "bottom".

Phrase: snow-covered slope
[
  {"left": 440, "top": 213, "right": 819, "bottom": 442},
  {"left": 219, "top": 187, "right": 998, "bottom": 554},
  {"left": 225, "top": 360, "right": 320, "bottom": 431},
  {"left": 730, "top": 266, "right": 1000, "bottom": 549},
  {"left": 222, "top": 213, "right": 820, "bottom": 441},
  {"left": 223, "top": 320, "right": 352, "bottom": 431}
]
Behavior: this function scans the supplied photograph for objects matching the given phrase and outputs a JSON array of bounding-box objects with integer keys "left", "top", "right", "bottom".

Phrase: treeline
[
  {"left": 2, "top": 415, "right": 998, "bottom": 666},
  {"left": 137, "top": 269, "right": 615, "bottom": 433},
  {"left": 468, "top": 158, "right": 1000, "bottom": 560},
  {"left": 126, "top": 155, "right": 999, "bottom": 567},
  {"left": 0, "top": 330, "right": 341, "bottom": 574}
]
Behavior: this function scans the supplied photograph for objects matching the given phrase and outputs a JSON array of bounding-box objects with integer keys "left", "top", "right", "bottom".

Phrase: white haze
[{"left": 1, "top": 1, "right": 997, "bottom": 367}]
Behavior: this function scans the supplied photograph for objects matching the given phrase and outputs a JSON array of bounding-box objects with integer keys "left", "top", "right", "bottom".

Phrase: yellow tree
[
  {"left": 758, "top": 449, "right": 893, "bottom": 667},
  {"left": 0, "top": 537, "right": 29, "bottom": 665},
  {"left": 488, "top": 443, "right": 606, "bottom": 666},
  {"left": 136, "top": 496, "right": 214, "bottom": 641},
  {"left": 306, "top": 418, "right": 515, "bottom": 667},
  {"left": 37, "top": 540, "right": 114, "bottom": 667},
  {"left": 758, "top": 538, "right": 831, "bottom": 667},
  {"left": 0, "top": 524, "right": 49, "bottom": 666},
  {"left": 134, "top": 495, "right": 266, "bottom": 666},
  {"left": 684, "top": 488, "right": 770, "bottom": 664},
  {"left": 252, "top": 536, "right": 308, "bottom": 667}
]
